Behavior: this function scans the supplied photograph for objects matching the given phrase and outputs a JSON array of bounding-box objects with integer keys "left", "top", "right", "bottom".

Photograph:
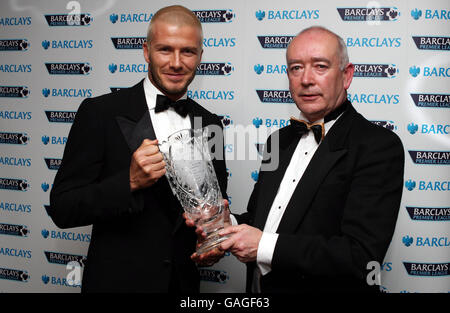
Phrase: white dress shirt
[
  {"left": 252, "top": 112, "right": 341, "bottom": 292},
  {"left": 143, "top": 76, "right": 191, "bottom": 146}
]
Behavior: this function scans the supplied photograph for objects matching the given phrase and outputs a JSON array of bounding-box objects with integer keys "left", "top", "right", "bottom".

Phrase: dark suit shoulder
[{"left": 351, "top": 110, "right": 403, "bottom": 147}]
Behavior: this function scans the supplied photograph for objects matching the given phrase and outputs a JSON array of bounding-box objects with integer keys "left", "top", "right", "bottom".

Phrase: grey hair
[{"left": 290, "top": 26, "right": 349, "bottom": 70}]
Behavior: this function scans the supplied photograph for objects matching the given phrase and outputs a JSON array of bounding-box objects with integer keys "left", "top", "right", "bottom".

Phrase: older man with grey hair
[{"left": 194, "top": 26, "right": 404, "bottom": 293}]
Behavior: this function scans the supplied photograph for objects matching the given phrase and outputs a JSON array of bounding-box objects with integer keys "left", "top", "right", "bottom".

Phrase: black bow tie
[
  {"left": 290, "top": 118, "right": 324, "bottom": 144},
  {"left": 155, "top": 94, "right": 191, "bottom": 117}
]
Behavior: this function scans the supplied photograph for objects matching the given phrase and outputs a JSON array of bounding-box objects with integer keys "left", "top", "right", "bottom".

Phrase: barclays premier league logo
[
  {"left": 410, "top": 93, "right": 450, "bottom": 108},
  {"left": 0, "top": 178, "right": 29, "bottom": 191},
  {"left": 353, "top": 64, "right": 398, "bottom": 78},
  {"left": 44, "top": 251, "right": 87, "bottom": 266},
  {"left": 193, "top": 9, "right": 234, "bottom": 23},
  {"left": 111, "top": 37, "right": 146, "bottom": 49},
  {"left": 337, "top": 7, "right": 400, "bottom": 22},
  {"left": 408, "top": 151, "right": 450, "bottom": 165},
  {"left": 0, "top": 132, "right": 29, "bottom": 145},
  {"left": 412, "top": 36, "right": 450, "bottom": 51},
  {"left": 196, "top": 62, "right": 234, "bottom": 76},
  {"left": 403, "top": 262, "right": 449, "bottom": 277},
  {"left": 406, "top": 206, "right": 450, "bottom": 221},
  {"left": 0, "top": 267, "right": 29, "bottom": 283},
  {"left": 199, "top": 269, "right": 229, "bottom": 283},
  {"left": 256, "top": 90, "right": 293, "bottom": 103},
  {"left": 0, "top": 39, "right": 29, "bottom": 51},
  {"left": 370, "top": 120, "right": 397, "bottom": 131},
  {"left": 0, "top": 86, "right": 29, "bottom": 98},
  {"left": 45, "top": 111, "right": 76, "bottom": 123},
  {"left": 0, "top": 223, "right": 29, "bottom": 237},
  {"left": 44, "top": 13, "right": 92, "bottom": 26},
  {"left": 257, "top": 36, "right": 294, "bottom": 49},
  {"left": 45, "top": 63, "right": 91, "bottom": 75}
]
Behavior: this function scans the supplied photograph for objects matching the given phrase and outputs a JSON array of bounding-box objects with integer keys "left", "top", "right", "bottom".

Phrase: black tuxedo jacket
[
  {"left": 49, "top": 80, "right": 228, "bottom": 292},
  {"left": 236, "top": 101, "right": 404, "bottom": 293}
]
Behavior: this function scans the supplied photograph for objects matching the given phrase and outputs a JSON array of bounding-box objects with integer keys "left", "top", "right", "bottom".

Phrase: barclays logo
[
  {"left": 109, "top": 12, "right": 153, "bottom": 24},
  {"left": 251, "top": 170, "right": 259, "bottom": 182},
  {"left": 193, "top": 9, "right": 235, "bottom": 23},
  {"left": 42, "top": 88, "right": 92, "bottom": 98},
  {"left": 0, "top": 16, "right": 31, "bottom": 26},
  {"left": 409, "top": 66, "right": 450, "bottom": 78},
  {"left": 203, "top": 37, "right": 236, "bottom": 48},
  {"left": 108, "top": 63, "right": 147, "bottom": 73},
  {"left": 111, "top": 37, "right": 145, "bottom": 49},
  {"left": 254, "top": 64, "right": 287, "bottom": 75},
  {"left": 402, "top": 235, "right": 413, "bottom": 247},
  {"left": 0, "top": 132, "right": 29, "bottom": 145},
  {"left": 410, "top": 93, "right": 450, "bottom": 108},
  {"left": 405, "top": 179, "right": 416, "bottom": 191},
  {"left": 0, "top": 86, "right": 29, "bottom": 98},
  {"left": 44, "top": 13, "right": 92, "bottom": 26},
  {"left": 0, "top": 39, "right": 29, "bottom": 51},
  {"left": 412, "top": 36, "right": 450, "bottom": 51},
  {"left": 0, "top": 110, "right": 32, "bottom": 120},
  {"left": 255, "top": 9, "right": 319, "bottom": 21},
  {"left": 403, "top": 262, "right": 449, "bottom": 277},
  {"left": 187, "top": 90, "right": 234, "bottom": 101},
  {"left": 406, "top": 179, "right": 450, "bottom": 191},
  {"left": 406, "top": 206, "right": 450, "bottom": 221},
  {"left": 410, "top": 9, "right": 450, "bottom": 20},
  {"left": 408, "top": 151, "right": 450, "bottom": 165},
  {"left": 45, "top": 110, "right": 76, "bottom": 123},
  {"left": 0, "top": 223, "right": 29, "bottom": 237},
  {"left": 199, "top": 269, "right": 229, "bottom": 284},
  {"left": 348, "top": 93, "right": 400, "bottom": 105},
  {"left": 403, "top": 235, "right": 450, "bottom": 247},
  {"left": 0, "top": 64, "right": 31, "bottom": 73},
  {"left": 0, "top": 267, "right": 29, "bottom": 283},
  {"left": 0, "top": 156, "right": 31, "bottom": 167},
  {"left": 196, "top": 62, "right": 234, "bottom": 76},
  {"left": 41, "top": 182, "right": 49, "bottom": 192},
  {"left": 41, "top": 274, "right": 81, "bottom": 288},
  {"left": 407, "top": 123, "right": 450, "bottom": 135},
  {"left": 337, "top": 7, "right": 400, "bottom": 21},
  {"left": 45, "top": 62, "right": 91, "bottom": 75},
  {"left": 346, "top": 37, "right": 401, "bottom": 48},
  {"left": 252, "top": 117, "right": 290, "bottom": 129},
  {"left": 41, "top": 229, "right": 91, "bottom": 243},
  {"left": 0, "top": 178, "right": 29, "bottom": 191},
  {"left": 257, "top": 36, "right": 294, "bottom": 49},
  {"left": 253, "top": 118, "right": 263, "bottom": 128},
  {"left": 256, "top": 90, "right": 293, "bottom": 103},
  {"left": 353, "top": 64, "right": 398, "bottom": 78},
  {"left": 42, "top": 39, "right": 93, "bottom": 49},
  {"left": 0, "top": 247, "right": 32, "bottom": 259},
  {"left": 0, "top": 201, "right": 31, "bottom": 214},
  {"left": 41, "top": 135, "right": 67, "bottom": 145}
]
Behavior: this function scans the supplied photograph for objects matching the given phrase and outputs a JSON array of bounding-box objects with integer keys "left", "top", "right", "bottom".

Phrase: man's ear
[
  {"left": 343, "top": 63, "right": 354, "bottom": 90},
  {"left": 143, "top": 43, "right": 150, "bottom": 64}
]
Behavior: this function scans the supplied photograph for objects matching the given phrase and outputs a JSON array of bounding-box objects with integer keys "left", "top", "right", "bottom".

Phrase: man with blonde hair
[{"left": 49, "top": 5, "right": 228, "bottom": 293}]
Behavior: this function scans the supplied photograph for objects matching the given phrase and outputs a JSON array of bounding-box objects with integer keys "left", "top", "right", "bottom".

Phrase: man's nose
[
  {"left": 301, "top": 67, "right": 314, "bottom": 86},
  {"left": 169, "top": 51, "right": 182, "bottom": 69}
]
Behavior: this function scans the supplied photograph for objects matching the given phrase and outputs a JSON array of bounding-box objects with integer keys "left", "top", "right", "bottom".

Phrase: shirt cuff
[
  {"left": 230, "top": 214, "right": 238, "bottom": 226},
  {"left": 256, "top": 232, "right": 279, "bottom": 276}
]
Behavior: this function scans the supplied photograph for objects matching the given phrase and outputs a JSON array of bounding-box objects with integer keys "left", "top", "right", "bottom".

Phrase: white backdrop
[{"left": 0, "top": 0, "right": 449, "bottom": 293}]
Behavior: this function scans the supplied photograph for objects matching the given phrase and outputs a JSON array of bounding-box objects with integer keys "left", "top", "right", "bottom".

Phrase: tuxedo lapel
[
  {"left": 253, "top": 130, "right": 301, "bottom": 230},
  {"left": 276, "top": 104, "right": 356, "bottom": 234},
  {"left": 115, "top": 80, "right": 157, "bottom": 152}
]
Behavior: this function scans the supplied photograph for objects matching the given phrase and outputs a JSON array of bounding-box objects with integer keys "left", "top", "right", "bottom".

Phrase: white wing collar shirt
[{"left": 143, "top": 75, "right": 191, "bottom": 145}]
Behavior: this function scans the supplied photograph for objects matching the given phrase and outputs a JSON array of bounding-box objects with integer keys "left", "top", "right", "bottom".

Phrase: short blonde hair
[{"left": 146, "top": 5, "right": 203, "bottom": 46}]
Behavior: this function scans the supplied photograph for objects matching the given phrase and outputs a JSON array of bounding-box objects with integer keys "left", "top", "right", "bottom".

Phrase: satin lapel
[
  {"left": 115, "top": 80, "right": 156, "bottom": 152},
  {"left": 253, "top": 129, "right": 301, "bottom": 230},
  {"left": 276, "top": 104, "right": 356, "bottom": 234}
]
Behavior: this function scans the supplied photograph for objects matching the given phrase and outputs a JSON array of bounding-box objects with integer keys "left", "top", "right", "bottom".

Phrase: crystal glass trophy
[{"left": 160, "top": 128, "right": 228, "bottom": 255}]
